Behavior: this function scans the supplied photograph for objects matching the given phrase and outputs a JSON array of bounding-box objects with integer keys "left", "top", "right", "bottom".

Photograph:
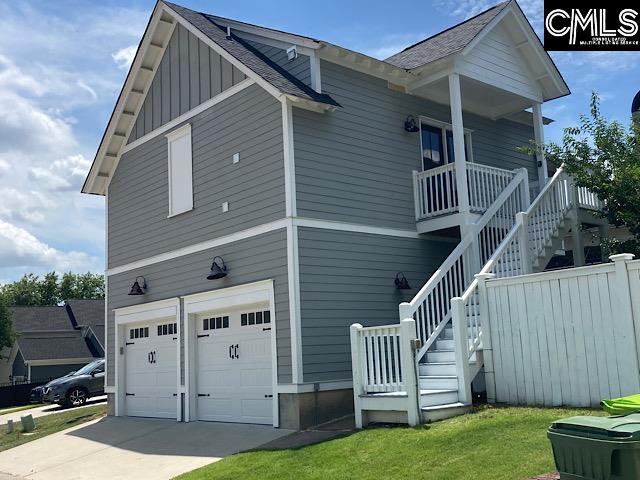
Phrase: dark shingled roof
[
  {"left": 11, "top": 306, "right": 71, "bottom": 332},
  {"left": 385, "top": 1, "right": 510, "bottom": 69},
  {"left": 164, "top": 2, "right": 339, "bottom": 107},
  {"left": 16, "top": 331, "right": 97, "bottom": 361},
  {"left": 65, "top": 299, "right": 105, "bottom": 346}
]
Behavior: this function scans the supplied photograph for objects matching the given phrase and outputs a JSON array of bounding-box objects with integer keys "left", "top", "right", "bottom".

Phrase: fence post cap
[
  {"left": 350, "top": 323, "right": 363, "bottom": 330},
  {"left": 609, "top": 253, "right": 635, "bottom": 262}
]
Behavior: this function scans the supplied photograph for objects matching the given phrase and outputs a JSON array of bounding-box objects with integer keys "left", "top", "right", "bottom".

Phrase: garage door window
[
  {"left": 157, "top": 323, "right": 177, "bottom": 336},
  {"left": 203, "top": 316, "right": 229, "bottom": 331},
  {"left": 240, "top": 310, "right": 270, "bottom": 326},
  {"left": 130, "top": 327, "right": 149, "bottom": 339}
]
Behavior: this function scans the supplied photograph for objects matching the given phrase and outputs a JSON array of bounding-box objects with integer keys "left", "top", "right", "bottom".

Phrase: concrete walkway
[
  {"left": 0, "top": 416, "right": 292, "bottom": 480},
  {"left": 0, "top": 397, "right": 107, "bottom": 426}
]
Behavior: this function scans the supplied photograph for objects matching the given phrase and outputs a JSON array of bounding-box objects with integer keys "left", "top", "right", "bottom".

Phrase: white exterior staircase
[{"left": 351, "top": 165, "right": 577, "bottom": 427}]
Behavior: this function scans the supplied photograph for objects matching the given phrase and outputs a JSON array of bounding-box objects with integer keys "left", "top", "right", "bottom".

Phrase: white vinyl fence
[{"left": 481, "top": 254, "right": 640, "bottom": 407}]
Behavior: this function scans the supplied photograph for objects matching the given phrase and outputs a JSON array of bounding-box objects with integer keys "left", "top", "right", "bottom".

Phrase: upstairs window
[
  {"left": 166, "top": 124, "right": 193, "bottom": 217},
  {"left": 420, "top": 118, "right": 473, "bottom": 171}
]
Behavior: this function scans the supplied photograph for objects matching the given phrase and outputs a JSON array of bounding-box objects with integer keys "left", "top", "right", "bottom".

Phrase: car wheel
[{"left": 67, "top": 388, "right": 87, "bottom": 407}]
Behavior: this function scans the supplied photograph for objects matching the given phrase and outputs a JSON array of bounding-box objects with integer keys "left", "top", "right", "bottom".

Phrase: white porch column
[
  {"left": 532, "top": 103, "right": 548, "bottom": 186},
  {"left": 448, "top": 74, "right": 470, "bottom": 219}
]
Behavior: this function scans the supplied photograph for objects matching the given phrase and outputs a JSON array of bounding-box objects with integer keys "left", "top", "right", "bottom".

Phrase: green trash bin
[{"left": 548, "top": 414, "right": 640, "bottom": 480}]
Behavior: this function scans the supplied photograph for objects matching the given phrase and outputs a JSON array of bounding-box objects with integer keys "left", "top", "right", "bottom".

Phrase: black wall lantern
[
  {"left": 404, "top": 115, "right": 419, "bottom": 133},
  {"left": 207, "top": 256, "right": 228, "bottom": 280},
  {"left": 395, "top": 272, "right": 411, "bottom": 290},
  {"left": 128, "top": 276, "right": 147, "bottom": 296}
]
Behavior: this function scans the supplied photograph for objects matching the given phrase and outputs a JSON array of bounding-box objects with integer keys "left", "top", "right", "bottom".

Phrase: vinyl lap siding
[
  {"left": 293, "top": 60, "right": 537, "bottom": 230},
  {"left": 297, "top": 227, "right": 455, "bottom": 382},
  {"left": 106, "top": 229, "right": 292, "bottom": 386},
  {"left": 129, "top": 24, "right": 247, "bottom": 143},
  {"left": 108, "top": 84, "right": 285, "bottom": 268}
]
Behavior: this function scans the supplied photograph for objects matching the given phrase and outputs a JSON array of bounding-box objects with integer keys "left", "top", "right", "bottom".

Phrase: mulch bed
[{"left": 529, "top": 473, "right": 559, "bottom": 480}]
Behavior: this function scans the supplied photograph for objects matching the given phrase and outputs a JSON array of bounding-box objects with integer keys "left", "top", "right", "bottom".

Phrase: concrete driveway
[{"left": 0, "top": 416, "right": 292, "bottom": 480}]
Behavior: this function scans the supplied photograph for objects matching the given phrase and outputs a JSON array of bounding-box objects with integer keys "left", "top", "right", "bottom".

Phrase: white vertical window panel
[{"left": 166, "top": 124, "right": 193, "bottom": 217}]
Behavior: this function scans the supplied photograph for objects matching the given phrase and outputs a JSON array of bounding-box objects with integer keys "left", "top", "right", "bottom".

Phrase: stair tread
[
  {"left": 419, "top": 375, "right": 457, "bottom": 379},
  {"left": 423, "top": 361, "right": 456, "bottom": 365},
  {"left": 419, "top": 389, "right": 458, "bottom": 395},
  {"left": 421, "top": 402, "right": 470, "bottom": 411}
]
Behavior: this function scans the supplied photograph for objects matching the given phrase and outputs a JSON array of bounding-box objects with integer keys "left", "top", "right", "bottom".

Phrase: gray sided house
[
  {"left": 0, "top": 300, "right": 105, "bottom": 384},
  {"left": 83, "top": 0, "right": 571, "bottom": 429}
]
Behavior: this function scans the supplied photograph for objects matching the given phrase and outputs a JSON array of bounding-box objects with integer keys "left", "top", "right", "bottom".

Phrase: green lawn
[
  {"left": 0, "top": 404, "right": 106, "bottom": 452},
  {"left": 176, "top": 406, "right": 604, "bottom": 480},
  {"left": 0, "top": 404, "right": 44, "bottom": 415}
]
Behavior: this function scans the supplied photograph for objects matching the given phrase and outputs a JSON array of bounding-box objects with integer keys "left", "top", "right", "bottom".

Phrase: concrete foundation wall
[{"left": 278, "top": 388, "right": 354, "bottom": 430}]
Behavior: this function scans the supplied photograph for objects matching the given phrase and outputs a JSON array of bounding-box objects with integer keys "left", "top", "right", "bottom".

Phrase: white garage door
[
  {"left": 125, "top": 318, "right": 178, "bottom": 419},
  {"left": 196, "top": 307, "right": 272, "bottom": 424}
]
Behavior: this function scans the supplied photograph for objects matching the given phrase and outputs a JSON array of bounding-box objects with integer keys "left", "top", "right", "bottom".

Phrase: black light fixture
[
  {"left": 395, "top": 272, "right": 411, "bottom": 290},
  {"left": 404, "top": 115, "right": 419, "bottom": 133},
  {"left": 128, "top": 276, "right": 147, "bottom": 296},
  {"left": 207, "top": 256, "right": 228, "bottom": 280}
]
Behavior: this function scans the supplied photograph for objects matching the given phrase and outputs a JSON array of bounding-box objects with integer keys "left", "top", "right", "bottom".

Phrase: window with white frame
[
  {"left": 419, "top": 118, "right": 473, "bottom": 171},
  {"left": 166, "top": 124, "right": 193, "bottom": 217}
]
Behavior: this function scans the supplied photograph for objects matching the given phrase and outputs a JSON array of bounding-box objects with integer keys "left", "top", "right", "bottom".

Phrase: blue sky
[{"left": 0, "top": 0, "right": 638, "bottom": 282}]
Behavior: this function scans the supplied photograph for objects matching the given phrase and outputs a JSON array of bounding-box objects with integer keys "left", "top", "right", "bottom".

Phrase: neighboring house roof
[
  {"left": 385, "top": 2, "right": 509, "bottom": 69},
  {"left": 164, "top": 2, "right": 338, "bottom": 108},
  {"left": 11, "top": 306, "right": 71, "bottom": 332},
  {"left": 16, "top": 331, "right": 97, "bottom": 362},
  {"left": 65, "top": 299, "right": 105, "bottom": 346},
  {"left": 10, "top": 300, "right": 105, "bottom": 364}
]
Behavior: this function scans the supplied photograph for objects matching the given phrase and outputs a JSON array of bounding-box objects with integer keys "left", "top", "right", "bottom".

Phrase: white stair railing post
[
  {"left": 399, "top": 318, "right": 420, "bottom": 426},
  {"left": 518, "top": 168, "right": 531, "bottom": 208},
  {"left": 350, "top": 323, "right": 365, "bottom": 428},
  {"left": 412, "top": 170, "right": 421, "bottom": 221},
  {"left": 398, "top": 302, "right": 413, "bottom": 326},
  {"left": 515, "top": 212, "right": 531, "bottom": 274},
  {"left": 475, "top": 273, "right": 496, "bottom": 403},
  {"left": 609, "top": 254, "right": 640, "bottom": 393},
  {"left": 451, "top": 297, "right": 472, "bottom": 404}
]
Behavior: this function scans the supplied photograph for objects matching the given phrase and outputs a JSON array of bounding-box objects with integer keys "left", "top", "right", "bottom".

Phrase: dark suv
[{"left": 40, "top": 359, "right": 105, "bottom": 407}]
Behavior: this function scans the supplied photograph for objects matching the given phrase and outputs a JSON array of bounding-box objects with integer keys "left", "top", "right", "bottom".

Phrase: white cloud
[
  {"left": 0, "top": 188, "right": 51, "bottom": 225},
  {"left": 0, "top": 219, "right": 99, "bottom": 272},
  {"left": 360, "top": 32, "right": 431, "bottom": 60},
  {"left": 0, "top": 159, "right": 8, "bottom": 177},
  {"left": 111, "top": 45, "right": 137, "bottom": 70},
  {"left": 27, "top": 154, "right": 91, "bottom": 191}
]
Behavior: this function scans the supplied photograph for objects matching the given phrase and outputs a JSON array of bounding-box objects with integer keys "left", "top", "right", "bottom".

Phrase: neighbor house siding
[
  {"left": 129, "top": 24, "right": 247, "bottom": 143},
  {"left": 292, "top": 60, "right": 537, "bottom": 231},
  {"left": 108, "top": 83, "right": 285, "bottom": 268},
  {"left": 297, "top": 227, "right": 455, "bottom": 382},
  {"left": 240, "top": 37, "right": 312, "bottom": 88},
  {"left": 106, "top": 229, "right": 291, "bottom": 387}
]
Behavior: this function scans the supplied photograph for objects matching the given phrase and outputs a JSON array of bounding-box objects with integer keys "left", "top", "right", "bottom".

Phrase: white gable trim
[
  {"left": 121, "top": 79, "right": 254, "bottom": 155},
  {"left": 461, "top": 2, "right": 569, "bottom": 100}
]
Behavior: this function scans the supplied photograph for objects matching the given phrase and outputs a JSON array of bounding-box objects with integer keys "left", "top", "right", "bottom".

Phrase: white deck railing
[
  {"left": 413, "top": 163, "right": 517, "bottom": 220},
  {"left": 402, "top": 168, "right": 530, "bottom": 361},
  {"left": 577, "top": 186, "right": 603, "bottom": 211}
]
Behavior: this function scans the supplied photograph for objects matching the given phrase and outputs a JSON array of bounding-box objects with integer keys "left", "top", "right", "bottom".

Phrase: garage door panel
[
  {"left": 196, "top": 308, "right": 273, "bottom": 424},
  {"left": 239, "top": 368, "right": 271, "bottom": 388},
  {"left": 124, "top": 318, "right": 178, "bottom": 419}
]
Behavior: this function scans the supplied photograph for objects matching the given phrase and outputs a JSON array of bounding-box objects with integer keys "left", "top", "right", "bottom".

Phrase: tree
[
  {"left": 0, "top": 272, "right": 104, "bottom": 306},
  {"left": 543, "top": 92, "right": 640, "bottom": 256},
  {"left": 0, "top": 297, "right": 14, "bottom": 358}
]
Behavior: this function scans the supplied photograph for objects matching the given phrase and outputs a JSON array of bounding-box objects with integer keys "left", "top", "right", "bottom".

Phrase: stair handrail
[
  {"left": 402, "top": 167, "right": 529, "bottom": 359},
  {"left": 450, "top": 164, "right": 574, "bottom": 397}
]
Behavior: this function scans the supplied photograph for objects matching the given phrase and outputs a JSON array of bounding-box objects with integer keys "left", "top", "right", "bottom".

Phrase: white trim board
[
  {"left": 106, "top": 217, "right": 457, "bottom": 277},
  {"left": 27, "top": 358, "right": 96, "bottom": 367},
  {"left": 276, "top": 380, "right": 353, "bottom": 393},
  {"left": 122, "top": 79, "right": 254, "bottom": 155}
]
